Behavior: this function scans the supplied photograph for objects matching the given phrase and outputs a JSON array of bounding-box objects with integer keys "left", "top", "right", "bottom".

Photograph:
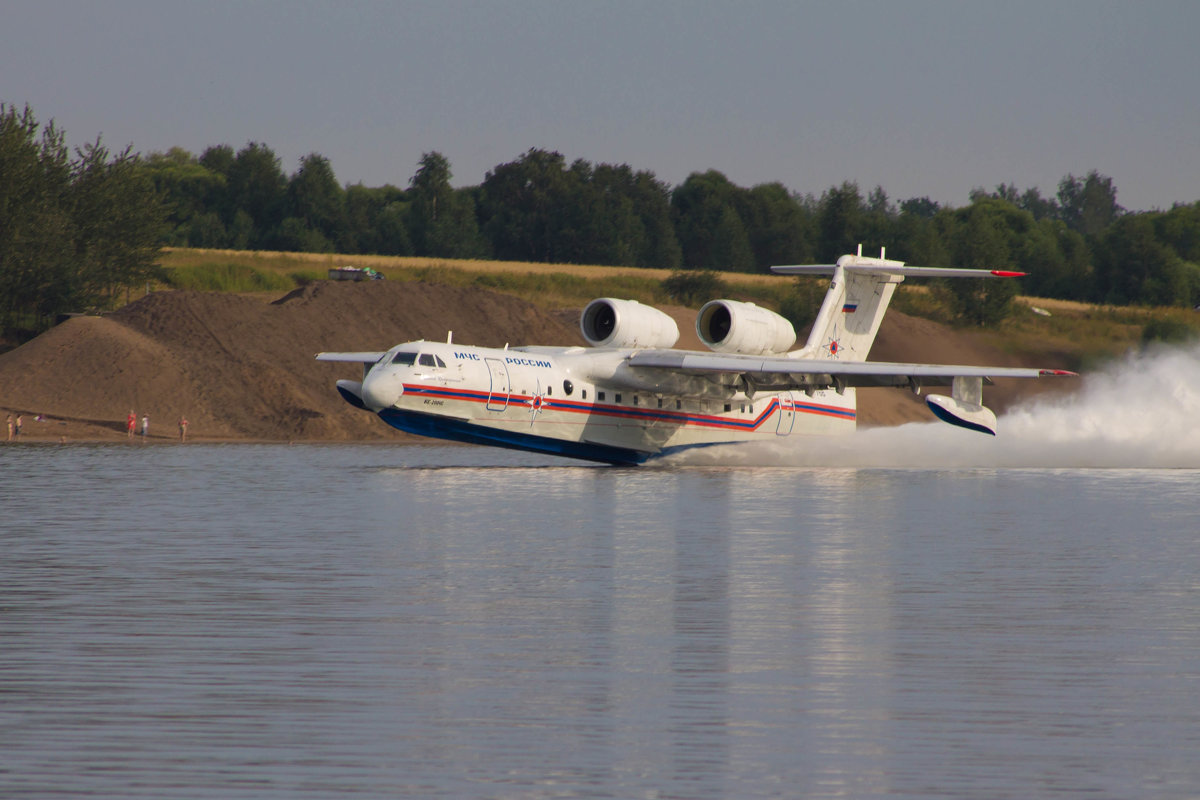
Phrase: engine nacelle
[
  {"left": 696, "top": 299, "right": 797, "bottom": 355},
  {"left": 580, "top": 298, "right": 680, "bottom": 349}
]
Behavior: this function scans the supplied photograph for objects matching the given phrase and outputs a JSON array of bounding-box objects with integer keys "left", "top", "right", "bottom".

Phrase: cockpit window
[
  {"left": 413, "top": 353, "right": 447, "bottom": 368},
  {"left": 391, "top": 352, "right": 417, "bottom": 365}
]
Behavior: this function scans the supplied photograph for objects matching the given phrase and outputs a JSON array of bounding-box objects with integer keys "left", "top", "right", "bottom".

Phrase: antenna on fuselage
[{"left": 447, "top": 331, "right": 453, "bottom": 344}]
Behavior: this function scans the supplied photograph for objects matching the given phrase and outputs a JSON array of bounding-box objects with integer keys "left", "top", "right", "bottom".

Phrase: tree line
[
  {"left": 142, "top": 143, "right": 1200, "bottom": 313},
  {"left": 4, "top": 102, "right": 1200, "bottom": 333}
]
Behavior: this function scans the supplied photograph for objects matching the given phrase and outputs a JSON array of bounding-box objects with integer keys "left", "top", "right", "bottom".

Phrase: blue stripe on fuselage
[{"left": 377, "top": 407, "right": 651, "bottom": 465}]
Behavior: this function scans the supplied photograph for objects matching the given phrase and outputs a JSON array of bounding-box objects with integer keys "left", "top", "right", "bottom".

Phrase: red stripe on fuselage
[{"left": 402, "top": 384, "right": 855, "bottom": 429}]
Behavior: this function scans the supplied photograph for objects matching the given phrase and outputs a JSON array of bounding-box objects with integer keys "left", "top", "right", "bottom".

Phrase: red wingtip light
[
  {"left": 991, "top": 270, "right": 1028, "bottom": 277},
  {"left": 1038, "top": 369, "right": 1079, "bottom": 376}
]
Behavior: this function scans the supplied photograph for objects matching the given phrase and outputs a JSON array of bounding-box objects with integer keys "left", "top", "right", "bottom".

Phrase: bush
[
  {"left": 778, "top": 287, "right": 819, "bottom": 335},
  {"left": 1141, "top": 318, "right": 1197, "bottom": 345},
  {"left": 163, "top": 263, "right": 294, "bottom": 292},
  {"left": 662, "top": 270, "right": 726, "bottom": 305}
]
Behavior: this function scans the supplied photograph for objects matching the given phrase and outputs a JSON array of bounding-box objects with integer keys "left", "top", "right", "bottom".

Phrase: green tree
[
  {"left": 344, "top": 183, "right": 411, "bottom": 255},
  {"left": 815, "top": 182, "right": 864, "bottom": 261},
  {"left": 284, "top": 152, "right": 346, "bottom": 249},
  {"left": 742, "top": 182, "right": 814, "bottom": 268},
  {"left": 0, "top": 104, "right": 166, "bottom": 329},
  {"left": 553, "top": 160, "right": 680, "bottom": 268},
  {"left": 709, "top": 206, "right": 755, "bottom": 271},
  {"left": 944, "top": 201, "right": 1020, "bottom": 325},
  {"left": 1058, "top": 171, "right": 1122, "bottom": 237},
  {"left": 1019, "top": 187, "right": 1058, "bottom": 221},
  {"left": 671, "top": 170, "right": 754, "bottom": 270},
  {"left": 409, "top": 151, "right": 485, "bottom": 258},
  {"left": 142, "top": 147, "right": 226, "bottom": 246},
  {"left": 1095, "top": 214, "right": 1183, "bottom": 306},
  {"left": 480, "top": 149, "right": 573, "bottom": 262},
  {"left": 1009, "top": 216, "right": 1094, "bottom": 301},
  {"left": 893, "top": 199, "right": 949, "bottom": 266},
  {"left": 0, "top": 104, "right": 72, "bottom": 328},
  {"left": 227, "top": 142, "right": 286, "bottom": 246},
  {"left": 70, "top": 139, "right": 167, "bottom": 307},
  {"left": 479, "top": 150, "right": 677, "bottom": 267},
  {"left": 626, "top": 168, "right": 681, "bottom": 269},
  {"left": 1154, "top": 202, "right": 1200, "bottom": 263},
  {"left": 270, "top": 216, "right": 333, "bottom": 252}
]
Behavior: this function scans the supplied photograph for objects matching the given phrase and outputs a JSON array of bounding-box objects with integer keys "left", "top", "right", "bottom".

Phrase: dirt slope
[
  {"left": 0, "top": 281, "right": 581, "bottom": 442},
  {"left": 0, "top": 281, "right": 1073, "bottom": 442}
]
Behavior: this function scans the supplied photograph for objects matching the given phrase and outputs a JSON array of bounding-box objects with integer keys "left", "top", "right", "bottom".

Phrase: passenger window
[
  {"left": 598, "top": 391, "right": 605, "bottom": 401},
  {"left": 582, "top": 389, "right": 588, "bottom": 400},
  {"left": 676, "top": 399, "right": 682, "bottom": 410},
  {"left": 724, "top": 403, "right": 731, "bottom": 413},
  {"left": 563, "top": 380, "right": 574, "bottom": 396},
  {"left": 615, "top": 393, "right": 622, "bottom": 404},
  {"left": 633, "top": 395, "right": 639, "bottom": 406}
]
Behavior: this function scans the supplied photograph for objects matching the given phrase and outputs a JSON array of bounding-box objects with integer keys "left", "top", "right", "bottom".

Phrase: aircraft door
[
  {"left": 485, "top": 358, "right": 510, "bottom": 411},
  {"left": 775, "top": 392, "right": 796, "bottom": 435}
]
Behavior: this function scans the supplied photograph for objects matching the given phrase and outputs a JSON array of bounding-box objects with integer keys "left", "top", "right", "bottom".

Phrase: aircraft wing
[
  {"left": 626, "top": 349, "right": 1074, "bottom": 390},
  {"left": 316, "top": 351, "right": 387, "bottom": 363}
]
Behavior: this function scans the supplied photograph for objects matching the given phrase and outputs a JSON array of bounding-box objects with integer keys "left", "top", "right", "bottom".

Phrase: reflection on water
[{"left": 2, "top": 445, "right": 1200, "bottom": 798}]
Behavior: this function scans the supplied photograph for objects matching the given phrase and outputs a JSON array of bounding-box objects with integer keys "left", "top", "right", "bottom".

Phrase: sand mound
[
  {"left": 0, "top": 281, "right": 581, "bottom": 442},
  {"left": 0, "top": 280, "right": 1071, "bottom": 442}
]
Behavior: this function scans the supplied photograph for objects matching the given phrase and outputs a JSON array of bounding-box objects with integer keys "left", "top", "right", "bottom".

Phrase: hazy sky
[{"left": 4, "top": 1, "right": 1197, "bottom": 211}]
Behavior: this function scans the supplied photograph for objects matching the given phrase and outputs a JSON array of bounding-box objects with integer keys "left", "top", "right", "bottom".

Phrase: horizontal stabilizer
[{"left": 771, "top": 264, "right": 1027, "bottom": 279}]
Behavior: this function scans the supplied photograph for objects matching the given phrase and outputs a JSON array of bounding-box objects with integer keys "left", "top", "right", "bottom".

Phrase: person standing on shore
[
  {"left": 14, "top": 414, "right": 22, "bottom": 439},
  {"left": 178, "top": 415, "right": 188, "bottom": 443},
  {"left": 141, "top": 414, "right": 149, "bottom": 439},
  {"left": 127, "top": 410, "right": 136, "bottom": 440},
  {"left": 5, "top": 414, "right": 11, "bottom": 441}
]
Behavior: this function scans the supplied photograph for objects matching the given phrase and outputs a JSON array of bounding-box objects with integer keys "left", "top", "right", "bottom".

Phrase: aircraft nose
[{"left": 361, "top": 370, "right": 403, "bottom": 412}]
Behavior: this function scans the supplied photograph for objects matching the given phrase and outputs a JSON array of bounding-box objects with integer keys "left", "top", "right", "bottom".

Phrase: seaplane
[{"left": 317, "top": 248, "right": 1075, "bottom": 464}]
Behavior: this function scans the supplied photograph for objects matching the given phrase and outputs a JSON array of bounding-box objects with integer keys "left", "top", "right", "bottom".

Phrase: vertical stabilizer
[{"left": 773, "top": 248, "right": 904, "bottom": 362}]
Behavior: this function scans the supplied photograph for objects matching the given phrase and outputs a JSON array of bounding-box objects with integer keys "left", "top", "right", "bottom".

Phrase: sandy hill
[{"left": 0, "top": 281, "right": 1072, "bottom": 443}]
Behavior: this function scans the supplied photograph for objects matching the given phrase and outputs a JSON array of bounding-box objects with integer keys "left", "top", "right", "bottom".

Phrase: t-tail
[{"left": 772, "top": 246, "right": 1031, "bottom": 434}]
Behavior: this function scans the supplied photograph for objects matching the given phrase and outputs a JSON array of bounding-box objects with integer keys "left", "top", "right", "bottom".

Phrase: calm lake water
[{"left": 3, "top": 441, "right": 1200, "bottom": 799}]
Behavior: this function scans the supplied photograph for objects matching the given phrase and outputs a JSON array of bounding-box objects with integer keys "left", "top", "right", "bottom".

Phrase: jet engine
[
  {"left": 696, "top": 299, "right": 797, "bottom": 355},
  {"left": 580, "top": 298, "right": 680, "bottom": 349}
]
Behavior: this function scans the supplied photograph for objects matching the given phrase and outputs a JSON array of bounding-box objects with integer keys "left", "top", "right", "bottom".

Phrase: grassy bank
[
  {"left": 158, "top": 248, "right": 780, "bottom": 308},
  {"left": 158, "top": 247, "right": 1197, "bottom": 368}
]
